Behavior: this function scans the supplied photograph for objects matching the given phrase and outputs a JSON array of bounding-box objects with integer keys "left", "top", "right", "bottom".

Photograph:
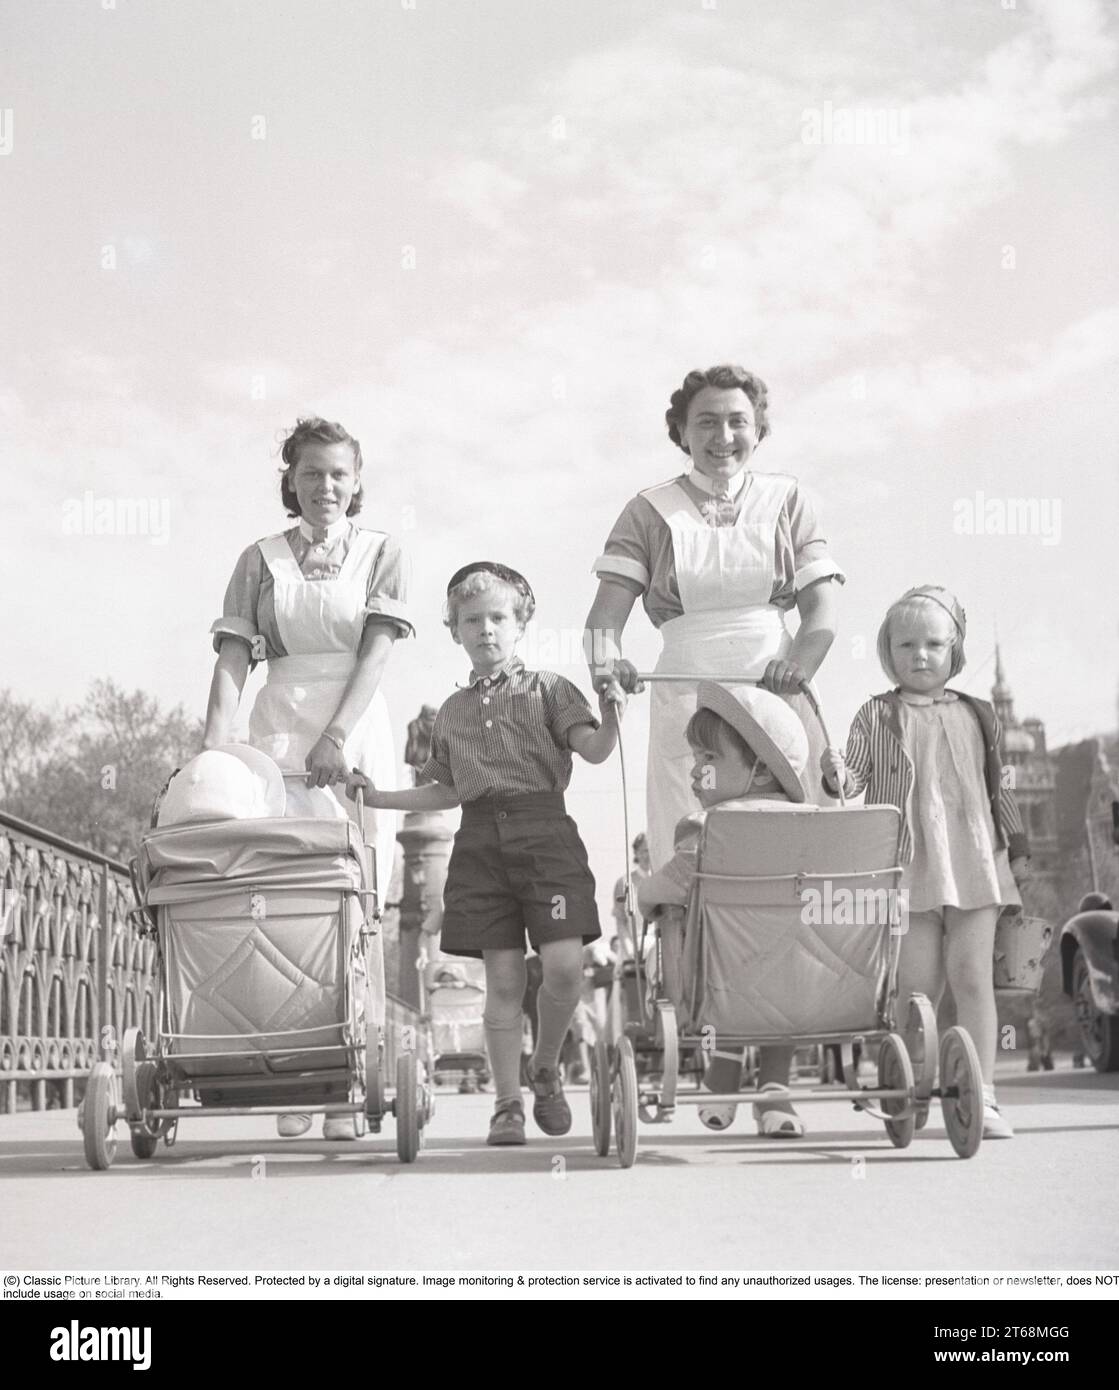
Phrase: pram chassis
[
  {"left": 80, "top": 779, "right": 433, "bottom": 1170},
  {"left": 590, "top": 673, "right": 985, "bottom": 1168}
]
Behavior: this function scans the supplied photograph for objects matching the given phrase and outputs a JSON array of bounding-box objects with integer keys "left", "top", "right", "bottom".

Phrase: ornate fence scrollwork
[{"left": 0, "top": 811, "right": 157, "bottom": 1113}]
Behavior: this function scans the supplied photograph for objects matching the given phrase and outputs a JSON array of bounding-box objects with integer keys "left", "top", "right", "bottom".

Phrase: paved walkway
[{"left": 2, "top": 1063, "right": 1116, "bottom": 1271}]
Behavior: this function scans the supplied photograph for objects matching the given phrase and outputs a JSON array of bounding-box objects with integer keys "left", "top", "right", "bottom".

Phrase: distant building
[{"left": 991, "top": 647, "right": 1060, "bottom": 880}]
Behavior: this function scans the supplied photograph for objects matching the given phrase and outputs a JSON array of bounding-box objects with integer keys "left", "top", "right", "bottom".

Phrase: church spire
[{"left": 991, "top": 643, "right": 1014, "bottom": 725}]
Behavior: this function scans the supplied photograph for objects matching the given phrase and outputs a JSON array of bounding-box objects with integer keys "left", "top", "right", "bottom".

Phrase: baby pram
[
  {"left": 79, "top": 778, "right": 433, "bottom": 1169},
  {"left": 425, "top": 957, "right": 490, "bottom": 1090},
  {"left": 590, "top": 676, "right": 985, "bottom": 1168}
]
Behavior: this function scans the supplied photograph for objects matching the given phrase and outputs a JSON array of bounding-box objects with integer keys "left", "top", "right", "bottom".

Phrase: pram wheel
[
  {"left": 80, "top": 1062, "right": 119, "bottom": 1171},
  {"left": 877, "top": 1033, "right": 915, "bottom": 1149},
  {"left": 901, "top": 993, "right": 937, "bottom": 1131},
  {"left": 612, "top": 1038, "right": 638, "bottom": 1169},
  {"left": 395, "top": 1052, "right": 420, "bottom": 1164},
  {"left": 938, "top": 1026, "right": 983, "bottom": 1159},
  {"left": 129, "top": 1127, "right": 159, "bottom": 1160},
  {"left": 365, "top": 1036, "right": 385, "bottom": 1126},
  {"left": 589, "top": 1037, "right": 611, "bottom": 1156},
  {"left": 121, "top": 1028, "right": 150, "bottom": 1122}
]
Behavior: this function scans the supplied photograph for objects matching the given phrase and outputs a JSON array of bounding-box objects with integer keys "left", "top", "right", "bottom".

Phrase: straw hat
[
  {"left": 157, "top": 744, "right": 286, "bottom": 826},
  {"left": 694, "top": 682, "right": 808, "bottom": 804}
]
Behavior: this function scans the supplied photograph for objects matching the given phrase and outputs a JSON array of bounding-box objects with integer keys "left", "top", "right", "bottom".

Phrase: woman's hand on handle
[
  {"left": 593, "top": 658, "right": 644, "bottom": 695},
  {"left": 762, "top": 657, "right": 809, "bottom": 695},
  {"left": 306, "top": 734, "right": 349, "bottom": 788}
]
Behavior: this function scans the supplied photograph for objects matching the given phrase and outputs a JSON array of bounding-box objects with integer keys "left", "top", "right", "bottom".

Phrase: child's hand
[
  {"left": 820, "top": 746, "right": 847, "bottom": 789},
  {"left": 1010, "top": 856, "right": 1031, "bottom": 887},
  {"left": 597, "top": 678, "right": 626, "bottom": 717},
  {"left": 346, "top": 767, "right": 373, "bottom": 798}
]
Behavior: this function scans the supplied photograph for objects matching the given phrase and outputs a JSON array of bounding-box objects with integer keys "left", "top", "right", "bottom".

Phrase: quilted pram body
[
  {"left": 678, "top": 804, "right": 904, "bottom": 1039},
  {"left": 136, "top": 816, "right": 380, "bottom": 1104}
]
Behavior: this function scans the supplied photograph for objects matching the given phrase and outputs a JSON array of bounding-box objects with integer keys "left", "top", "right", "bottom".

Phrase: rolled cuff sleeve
[
  {"left": 363, "top": 593, "right": 415, "bottom": 639},
  {"left": 365, "top": 534, "right": 414, "bottom": 638},
  {"left": 592, "top": 553, "right": 650, "bottom": 589},
  {"left": 794, "top": 556, "right": 846, "bottom": 592},
  {"left": 419, "top": 756, "right": 455, "bottom": 788},
  {"left": 544, "top": 677, "right": 599, "bottom": 748},
  {"left": 210, "top": 616, "right": 258, "bottom": 654}
]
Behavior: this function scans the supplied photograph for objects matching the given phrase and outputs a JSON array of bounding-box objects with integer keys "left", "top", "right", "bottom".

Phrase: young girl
[
  {"left": 821, "top": 586, "right": 1030, "bottom": 1139},
  {"left": 350, "top": 562, "right": 623, "bottom": 1146}
]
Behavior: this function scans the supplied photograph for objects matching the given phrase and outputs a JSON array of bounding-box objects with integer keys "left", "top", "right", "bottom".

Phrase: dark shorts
[{"left": 440, "top": 793, "right": 602, "bottom": 960}]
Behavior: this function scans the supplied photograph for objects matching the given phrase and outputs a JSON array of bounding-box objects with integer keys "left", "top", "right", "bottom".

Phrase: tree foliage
[{"left": 0, "top": 682, "right": 202, "bottom": 860}]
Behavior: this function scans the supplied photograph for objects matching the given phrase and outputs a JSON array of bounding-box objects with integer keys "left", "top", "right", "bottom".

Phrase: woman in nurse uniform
[
  {"left": 202, "top": 416, "right": 412, "bottom": 1139},
  {"left": 583, "top": 366, "right": 845, "bottom": 1133}
]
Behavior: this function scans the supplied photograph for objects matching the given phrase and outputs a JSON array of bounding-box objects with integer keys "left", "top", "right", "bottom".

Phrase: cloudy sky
[{"left": 1, "top": 0, "right": 1116, "bottom": 904}]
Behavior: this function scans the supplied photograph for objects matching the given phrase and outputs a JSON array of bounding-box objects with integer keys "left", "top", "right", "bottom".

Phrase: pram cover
[
  {"left": 680, "top": 804, "right": 902, "bottom": 1037},
  {"left": 136, "top": 818, "right": 375, "bottom": 1078}
]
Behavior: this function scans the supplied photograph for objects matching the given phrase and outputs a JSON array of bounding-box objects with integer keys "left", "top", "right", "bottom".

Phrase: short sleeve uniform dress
[
  {"left": 211, "top": 515, "right": 412, "bottom": 900},
  {"left": 594, "top": 468, "right": 844, "bottom": 869}
]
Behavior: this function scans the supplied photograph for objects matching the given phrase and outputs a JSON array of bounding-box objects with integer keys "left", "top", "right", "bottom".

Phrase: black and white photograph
[{"left": 1, "top": 0, "right": 1117, "bottom": 1336}]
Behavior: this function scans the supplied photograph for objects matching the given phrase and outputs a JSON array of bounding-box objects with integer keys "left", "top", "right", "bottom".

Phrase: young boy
[
  {"left": 638, "top": 680, "right": 811, "bottom": 1136},
  {"left": 350, "top": 561, "right": 622, "bottom": 1146}
]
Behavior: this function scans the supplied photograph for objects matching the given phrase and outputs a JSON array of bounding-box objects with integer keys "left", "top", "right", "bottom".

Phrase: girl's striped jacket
[{"left": 826, "top": 689, "right": 1029, "bottom": 865}]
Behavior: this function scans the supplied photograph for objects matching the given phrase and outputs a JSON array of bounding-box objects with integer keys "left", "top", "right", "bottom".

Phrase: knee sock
[
  {"left": 483, "top": 1005, "right": 524, "bottom": 1106},
  {"left": 532, "top": 981, "right": 582, "bottom": 1073}
]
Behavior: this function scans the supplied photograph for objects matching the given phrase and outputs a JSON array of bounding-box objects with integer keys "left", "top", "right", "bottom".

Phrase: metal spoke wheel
[
  {"left": 939, "top": 1026, "right": 984, "bottom": 1159},
  {"left": 589, "top": 1037, "right": 612, "bottom": 1156},
  {"left": 394, "top": 1052, "right": 420, "bottom": 1163},
  {"left": 612, "top": 1037, "right": 639, "bottom": 1169},
  {"left": 81, "top": 1062, "right": 120, "bottom": 1171},
  {"left": 878, "top": 1032, "right": 915, "bottom": 1149},
  {"left": 901, "top": 993, "right": 938, "bottom": 1130}
]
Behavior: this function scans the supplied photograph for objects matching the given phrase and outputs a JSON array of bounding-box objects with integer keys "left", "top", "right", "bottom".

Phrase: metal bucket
[{"left": 993, "top": 912, "right": 1053, "bottom": 992}]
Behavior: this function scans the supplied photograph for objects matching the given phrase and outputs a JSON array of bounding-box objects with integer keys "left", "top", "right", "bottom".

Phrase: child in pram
[{"left": 638, "top": 681, "right": 811, "bottom": 1136}]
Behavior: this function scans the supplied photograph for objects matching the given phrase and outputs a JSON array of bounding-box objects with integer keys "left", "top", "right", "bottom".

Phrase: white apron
[
  {"left": 642, "top": 473, "right": 824, "bottom": 868},
  {"left": 248, "top": 530, "right": 398, "bottom": 907}
]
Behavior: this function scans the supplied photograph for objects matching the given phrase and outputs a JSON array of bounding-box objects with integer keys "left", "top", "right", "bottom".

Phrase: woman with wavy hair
[
  {"left": 583, "top": 365, "right": 845, "bottom": 1134},
  {"left": 202, "top": 417, "right": 412, "bottom": 1139}
]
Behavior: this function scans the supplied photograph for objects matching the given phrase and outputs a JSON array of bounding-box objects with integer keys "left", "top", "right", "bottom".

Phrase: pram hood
[{"left": 137, "top": 816, "right": 368, "bottom": 904}]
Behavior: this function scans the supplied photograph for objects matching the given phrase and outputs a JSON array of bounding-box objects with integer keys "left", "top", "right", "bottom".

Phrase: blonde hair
[
  {"left": 444, "top": 571, "right": 534, "bottom": 631},
  {"left": 877, "top": 595, "right": 967, "bottom": 685}
]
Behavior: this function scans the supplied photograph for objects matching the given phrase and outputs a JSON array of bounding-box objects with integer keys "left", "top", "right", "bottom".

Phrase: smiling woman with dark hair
[
  {"left": 583, "top": 364, "right": 846, "bottom": 1135},
  {"left": 201, "top": 417, "right": 412, "bottom": 1140}
]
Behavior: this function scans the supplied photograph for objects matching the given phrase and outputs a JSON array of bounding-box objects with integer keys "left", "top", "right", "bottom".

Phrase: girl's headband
[
  {"left": 899, "top": 585, "right": 967, "bottom": 638},
  {"left": 446, "top": 561, "right": 535, "bottom": 604}
]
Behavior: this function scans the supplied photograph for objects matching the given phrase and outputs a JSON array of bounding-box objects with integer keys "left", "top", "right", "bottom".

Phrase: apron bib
[
  {"left": 641, "top": 473, "right": 821, "bottom": 866},
  {"left": 248, "top": 530, "right": 398, "bottom": 915}
]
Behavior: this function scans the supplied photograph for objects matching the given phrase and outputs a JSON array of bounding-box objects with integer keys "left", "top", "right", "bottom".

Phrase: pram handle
[{"left": 281, "top": 771, "right": 370, "bottom": 842}]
